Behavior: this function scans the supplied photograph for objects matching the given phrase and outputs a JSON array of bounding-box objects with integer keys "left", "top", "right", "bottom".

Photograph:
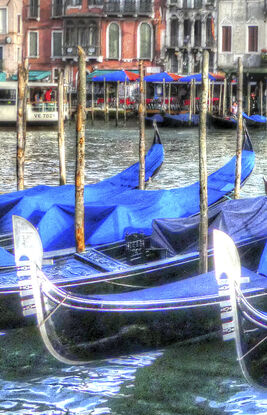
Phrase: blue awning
[
  {"left": 0, "top": 72, "right": 6, "bottom": 82},
  {"left": 178, "top": 73, "right": 216, "bottom": 82},
  {"left": 10, "top": 70, "right": 51, "bottom": 81}
]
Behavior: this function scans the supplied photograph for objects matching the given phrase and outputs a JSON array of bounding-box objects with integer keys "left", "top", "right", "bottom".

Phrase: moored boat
[
  {"left": 163, "top": 113, "right": 199, "bottom": 127},
  {"left": 214, "top": 230, "right": 267, "bottom": 390},
  {"left": 0, "top": 124, "right": 164, "bottom": 240},
  {"left": 1, "top": 195, "right": 266, "bottom": 330},
  {"left": 13, "top": 210, "right": 267, "bottom": 364},
  {"left": 208, "top": 114, "right": 237, "bottom": 129}
]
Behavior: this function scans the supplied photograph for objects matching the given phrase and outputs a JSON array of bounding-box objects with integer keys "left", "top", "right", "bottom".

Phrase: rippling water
[{"left": 0, "top": 120, "right": 266, "bottom": 414}]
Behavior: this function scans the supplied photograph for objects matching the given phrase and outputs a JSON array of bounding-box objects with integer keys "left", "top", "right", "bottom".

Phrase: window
[
  {"left": 170, "top": 19, "right": 178, "bottom": 48},
  {"left": 0, "top": 46, "right": 3, "bottom": 71},
  {"left": 108, "top": 23, "right": 119, "bottom": 59},
  {"left": 88, "top": 0, "right": 103, "bottom": 5},
  {"left": 29, "top": 31, "right": 38, "bottom": 57},
  {"left": 0, "top": 8, "right": 7, "bottom": 34},
  {"left": 139, "top": 22, "right": 152, "bottom": 59},
  {"left": 68, "top": 0, "right": 82, "bottom": 6},
  {"left": 52, "top": 0, "right": 63, "bottom": 17},
  {"left": 222, "top": 26, "right": 231, "bottom": 52},
  {"left": 248, "top": 26, "right": 258, "bottom": 52},
  {"left": 29, "top": 0, "right": 39, "bottom": 18},
  {"left": 53, "top": 68, "right": 60, "bottom": 82},
  {"left": 52, "top": 31, "right": 63, "bottom": 56},
  {"left": 17, "top": 14, "right": 22, "bottom": 33},
  {"left": 17, "top": 47, "right": 22, "bottom": 63}
]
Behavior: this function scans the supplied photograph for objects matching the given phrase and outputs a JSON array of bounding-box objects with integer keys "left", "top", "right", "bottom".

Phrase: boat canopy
[
  {"left": 242, "top": 113, "right": 267, "bottom": 123},
  {"left": 37, "top": 144, "right": 255, "bottom": 250},
  {"left": 0, "top": 134, "right": 163, "bottom": 235},
  {"left": 151, "top": 196, "right": 267, "bottom": 255}
]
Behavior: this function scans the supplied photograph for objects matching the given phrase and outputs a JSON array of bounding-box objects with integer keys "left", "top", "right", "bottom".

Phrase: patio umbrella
[
  {"left": 178, "top": 73, "right": 216, "bottom": 82},
  {"left": 144, "top": 72, "right": 181, "bottom": 82},
  {"left": 92, "top": 70, "right": 139, "bottom": 82}
]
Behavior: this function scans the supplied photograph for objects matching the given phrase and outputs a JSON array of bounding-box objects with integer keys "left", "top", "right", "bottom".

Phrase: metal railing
[
  {"left": 63, "top": 45, "right": 100, "bottom": 57},
  {"left": 104, "top": 0, "right": 152, "bottom": 15}
]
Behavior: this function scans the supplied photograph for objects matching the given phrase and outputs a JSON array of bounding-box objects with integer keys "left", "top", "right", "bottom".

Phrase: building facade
[
  {"left": 21, "top": 0, "right": 166, "bottom": 87},
  {"left": 1, "top": 0, "right": 267, "bottom": 83},
  {"left": 217, "top": 0, "right": 267, "bottom": 77},
  {"left": 0, "top": 0, "right": 23, "bottom": 78},
  {"left": 165, "top": 0, "right": 217, "bottom": 74}
]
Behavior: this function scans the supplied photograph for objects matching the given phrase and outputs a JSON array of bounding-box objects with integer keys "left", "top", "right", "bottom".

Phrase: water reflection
[{"left": 0, "top": 122, "right": 266, "bottom": 413}]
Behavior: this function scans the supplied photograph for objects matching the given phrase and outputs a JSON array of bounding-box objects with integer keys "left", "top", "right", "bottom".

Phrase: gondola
[
  {"left": 0, "top": 131, "right": 256, "bottom": 328},
  {"left": 214, "top": 230, "right": 267, "bottom": 390},
  {"left": 242, "top": 113, "right": 267, "bottom": 128},
  {"left": 163, "top": 113, "right": 199, "bottom": 127},
  {"left": 1, "top": 194, "right": 266, "bottom": 332},
  {"left": 208, "top": 114, "right": 237, "bottom": 129},
  {"left": 0, "top": 123, "right": 164, "bottom": 241},
  {"left": 32, "top": 128, "right": 254, "bottom": 251},
  {"left": 13, "top": 211, "right": 267, "bottom": 364}
]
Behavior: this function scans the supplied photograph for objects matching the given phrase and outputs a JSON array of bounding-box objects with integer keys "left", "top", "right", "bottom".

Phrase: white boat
[{"left": 0, "top": 81, "right": 69, "bottom": 125}]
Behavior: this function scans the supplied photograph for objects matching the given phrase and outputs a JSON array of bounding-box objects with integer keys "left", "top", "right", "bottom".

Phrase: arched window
[
  {"left": 108, "top": 23, "right": 120, "bottom": 59},
  {"left": 170, "top": 19, "right": 179, "bottom": 48},
  {"left": 139, "top": 22, "right": 152, "bottom": 59}
]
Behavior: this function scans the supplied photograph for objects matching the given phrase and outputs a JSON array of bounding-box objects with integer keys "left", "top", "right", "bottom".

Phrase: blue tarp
[
  {"left": 37, "top": 144, "right": 255, "bottom": 251},
  {"left": 0, "top": 134, "right": 164, "bottom": 235},
  {"left": 151, "top": 196, "right": 267, "bottom": 255},
  {"left": 243, "top": 113, "right": 267, "bottom": 123},
  {"left": 178, "top": 73, "right": 216, "bottom": 82},
  {"left": 164, "top": 113, "right": 199, "bottom": 126},
  {"left": 92, "top": 70, "right": 139, "bottom": 82},
  {"left": 144, "top": 72, "right": 180, "bottom": 82}
]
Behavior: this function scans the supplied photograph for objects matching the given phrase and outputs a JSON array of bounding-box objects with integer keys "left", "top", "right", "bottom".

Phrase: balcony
[
  {"left": 104, "top": 0, "right": 152, "bottom": 16},
  {"left": 63, "top": 45, "right": 101, "bottom": 60}
]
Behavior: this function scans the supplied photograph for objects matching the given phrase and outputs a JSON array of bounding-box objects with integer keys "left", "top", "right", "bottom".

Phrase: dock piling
[
  {"left": 199, "top": 50, "right": 209, "bottom": 274},
  {"left": 58, "top": 69, "right": 66, "bottom": 186},
  {"left": 234, "top": 57, "right": 243, "bottom": 200},
  {"left": 138, "top": 60, "right": 146, "bottom": 190},
  {"left": 75, "top": 46, "right": 86, "bottom": 253},
  {"left": 16, "top": 60, "right": 28, "bottom": 191}
]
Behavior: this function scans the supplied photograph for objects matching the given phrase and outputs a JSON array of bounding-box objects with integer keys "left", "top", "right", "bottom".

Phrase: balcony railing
[
  {"left": 63, "top": 45, "right": 100, "bottom": 58},
  {"left": 104, "top": 0, "right": 152, "bottom": 15}
]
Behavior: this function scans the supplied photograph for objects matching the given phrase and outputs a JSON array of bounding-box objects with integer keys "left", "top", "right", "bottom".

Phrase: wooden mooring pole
[
  {"left": 58, "top": 70, "right": 66, "bottom": 185},
  {"left": 115, "top": 80, "right": 119, "bottom": 127},
  {"left": 199, "top": 50, "right": 209, "bottom": 275},
  {"left": 16, "top": 60, "right": 28, "bottom": 191},
  {"left": 138, "top": 60, "right": 145, "bottom": 190},
  {"left": 75, "top": 46, "right": 86, "bottom": 253},
  {"left": 91, "top": 81, "right": 95, "bottom": 124},
  {"left": 234, "top": 57, "right": 243, "bottom": 200}
]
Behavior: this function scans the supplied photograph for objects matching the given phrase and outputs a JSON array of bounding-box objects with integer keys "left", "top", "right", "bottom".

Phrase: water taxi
[{"left": 0, "top": 81, "right": 69, "bottom": 125}]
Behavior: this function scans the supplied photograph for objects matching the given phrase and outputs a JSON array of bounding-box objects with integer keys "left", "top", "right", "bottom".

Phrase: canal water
[{"left": 0, "top": 120, "right": 266, "bottom": 414}]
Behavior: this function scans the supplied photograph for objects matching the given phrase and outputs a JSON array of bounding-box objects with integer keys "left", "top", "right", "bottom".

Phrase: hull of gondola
[
  {"left": 27, "top": 266, "right": 267, "bottom": 364},
  {"left": 236, "top": 299, "right": 267, "bottom": 389},
  {"left": 208, "top": 114, "right": 237, "bottom": 129},
  {"left": 163, "top": 113, "right": 199, "bottom": 127}
]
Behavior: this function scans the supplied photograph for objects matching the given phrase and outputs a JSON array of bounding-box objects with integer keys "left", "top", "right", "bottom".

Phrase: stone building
[
  {"left": 217, "top": 0, "right": 267, "bottom": 78},
  {"left": 0, "top": 0, "right": 23, "bottom": 78},
  {"left": 165, "top": 0, "right": 217, "bottom": 74}
]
